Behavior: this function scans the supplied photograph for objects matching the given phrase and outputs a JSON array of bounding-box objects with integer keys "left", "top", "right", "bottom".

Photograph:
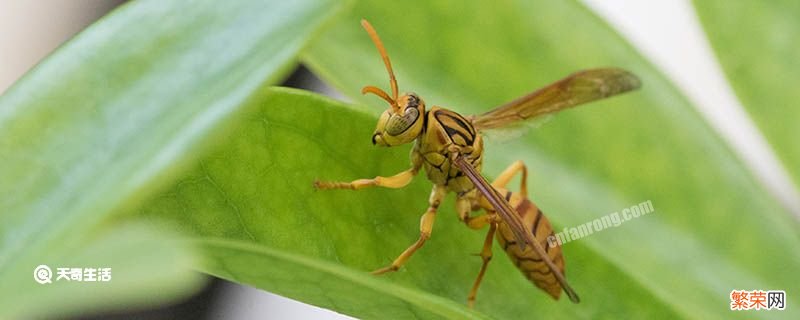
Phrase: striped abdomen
[{"left": 495, "top": 190, "right": 565, "bottom": 300}]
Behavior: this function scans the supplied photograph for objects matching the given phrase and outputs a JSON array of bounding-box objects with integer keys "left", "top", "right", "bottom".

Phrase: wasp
[{"left": 314, "top": 20, "right": 640, "bottom": 307}]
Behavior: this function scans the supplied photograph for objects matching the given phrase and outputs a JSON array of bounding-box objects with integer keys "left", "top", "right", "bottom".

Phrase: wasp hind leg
[
  {"left": 467, "top": 222, "right": 497, "bottom": 308},
  {"left": 491, "top": 160, "right": 528, "bottom": 196},
  {"left": 457, "top": 190, "right": 494, "bottom": 229},
  {"left": 372, "top": 185, "right": 446, "bottom": 275},
  {"left": 457, "top": 160, "right": 528, "bottom": 229}
]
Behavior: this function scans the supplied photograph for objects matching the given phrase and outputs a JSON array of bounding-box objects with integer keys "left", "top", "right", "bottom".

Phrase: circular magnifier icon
[{"left": 34, "top": 265, "right": 53, "bottom": 284}]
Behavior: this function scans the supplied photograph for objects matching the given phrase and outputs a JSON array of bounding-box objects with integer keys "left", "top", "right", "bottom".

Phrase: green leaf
[
  {"left": 0, "top": 0, "right": 343, "bottom": 318},
  {"left": 692, "top": 0, "right": 800, "bottom": 188},
  {"left": 299, "top": 1, "right": 800, "bottom": 319},
  {"left": 3, "top": 224, "right": 204, "bottom": 319},
  {"left": 138, "top": 87, "right": 680, "bottom": 318}
]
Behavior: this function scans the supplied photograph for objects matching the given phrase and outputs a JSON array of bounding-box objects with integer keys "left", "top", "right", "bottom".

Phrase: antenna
[{"left": 361, "top": 19, "right": 400, "bottom": 113}]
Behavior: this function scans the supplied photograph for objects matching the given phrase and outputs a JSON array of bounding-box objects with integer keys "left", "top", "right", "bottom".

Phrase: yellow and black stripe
[
  {"left": 432, "top": 109, "right": 476, "bottom": 147},
  {"left": 495, "top": 196, "right": 565, "bottom": 300}
]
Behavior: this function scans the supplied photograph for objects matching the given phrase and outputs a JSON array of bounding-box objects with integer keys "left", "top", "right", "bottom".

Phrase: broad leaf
[
  {"left": 137, "top": 87, "right": 682, "bottom": 318},
  {"left": 2, "top": 224, "right": 203, "bottom": 319},
  {"left": 0, "top": 0, "right": 343, "bottom": 318}
]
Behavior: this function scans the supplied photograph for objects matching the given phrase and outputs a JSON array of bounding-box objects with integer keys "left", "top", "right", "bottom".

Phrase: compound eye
[
  {"left": 406, "top": 94, "right": 419, "bottom": 108},
  {"left": 386, "top": 107, "right": 420, "bottom": 135}
]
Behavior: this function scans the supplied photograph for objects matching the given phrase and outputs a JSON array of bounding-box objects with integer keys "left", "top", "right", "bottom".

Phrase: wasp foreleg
[{"left": 314, "top": 167, "right": 418, "bottom": 190}]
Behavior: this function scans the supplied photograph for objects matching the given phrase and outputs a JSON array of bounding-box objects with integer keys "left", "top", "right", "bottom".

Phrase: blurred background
[{"left": 2, "top": 0, "right": 796, "bottom": 319}]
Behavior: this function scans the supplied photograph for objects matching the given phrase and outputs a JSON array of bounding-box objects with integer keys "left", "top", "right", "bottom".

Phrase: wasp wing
[
  {"left": 470, "top": 68, "right": 640, "bottom": 131},
  {"left": 453, "top": 155, "right": 529, "bottom": 249},
  {"left": 453, "top": 155, "right": 580, "bottom": 303}
]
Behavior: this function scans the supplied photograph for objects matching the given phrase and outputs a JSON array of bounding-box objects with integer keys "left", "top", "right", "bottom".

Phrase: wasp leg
[
  {"left": 463, "top": 213, "right": 492, "bottom": 230},
  {"left": 467, "top": 222, "right": 497, "bottom": 308},
  {"left": 491, "top": 160, "right": 528, "bottom": 197},
  {"left": 457, "top": 192, "right": 484, "bottom": 229},
  {"left": 372, "top": 185, "right": 446, "bottom": 275},
  {"left": 458, "top": 190, "right": 500, "bottom": 230},
  {"left": 314, "top": 167, "right": 418, "bottom": 190}
]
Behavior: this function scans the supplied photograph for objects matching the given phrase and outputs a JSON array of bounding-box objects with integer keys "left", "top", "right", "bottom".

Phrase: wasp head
[
  {"left": 371, "top": 92, "right": 425, "bottom": 146},
  {"left": 359, "top": 20, "right": 426, "bottom": 147}
]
